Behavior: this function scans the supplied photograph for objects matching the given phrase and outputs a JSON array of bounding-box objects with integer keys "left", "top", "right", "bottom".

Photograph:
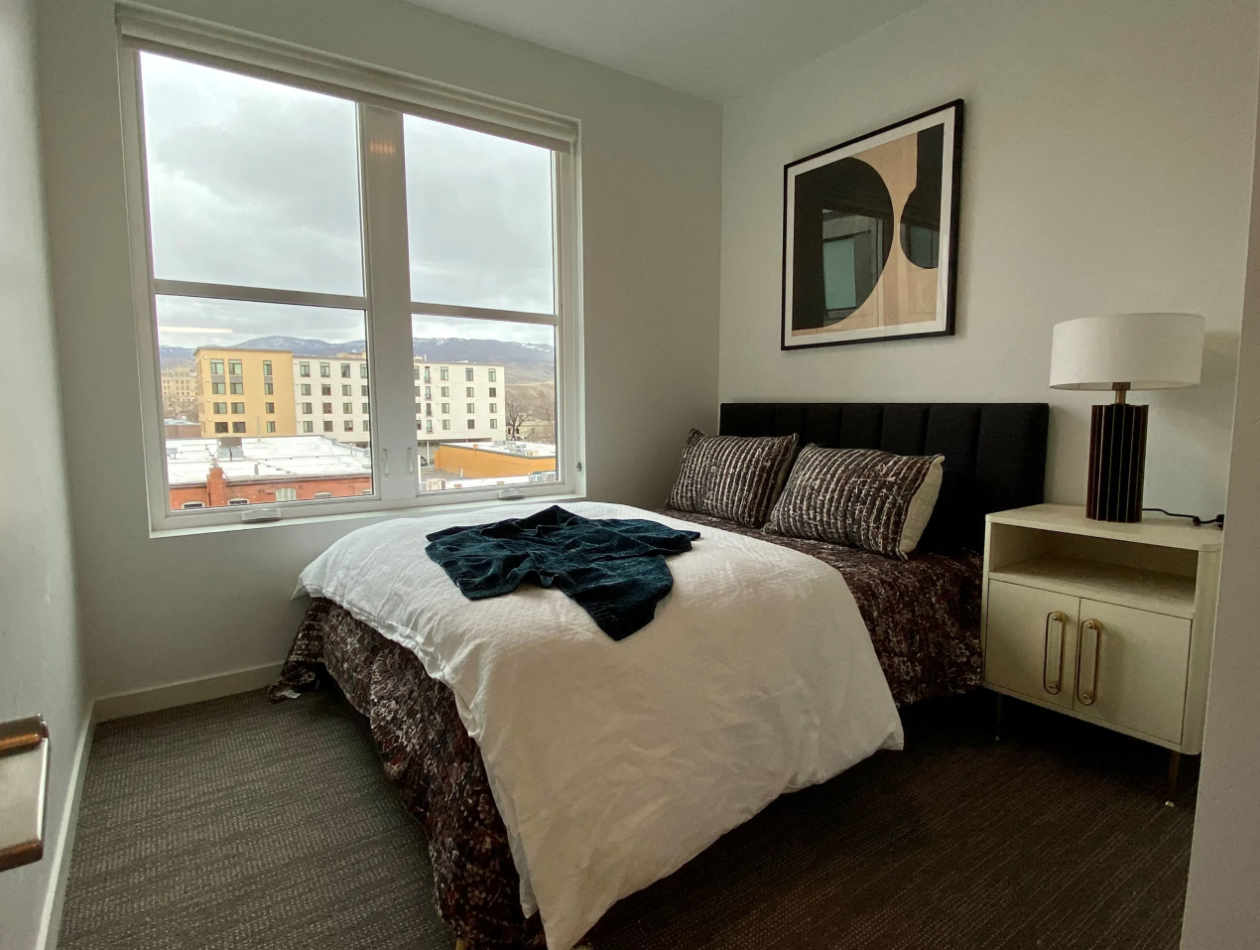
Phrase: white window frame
[{"left": 117, "top": 7, "right": 584, "bottom": 533}]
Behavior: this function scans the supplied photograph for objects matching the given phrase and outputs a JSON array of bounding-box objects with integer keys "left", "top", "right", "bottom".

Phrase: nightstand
[{"left": 982, "top": 504, "right": 1222, "bottom": 799}]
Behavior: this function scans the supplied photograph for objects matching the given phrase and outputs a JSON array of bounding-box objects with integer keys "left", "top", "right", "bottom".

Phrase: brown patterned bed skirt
[{"left": 270, "top": 513, "right": 982, "bottom": 948}]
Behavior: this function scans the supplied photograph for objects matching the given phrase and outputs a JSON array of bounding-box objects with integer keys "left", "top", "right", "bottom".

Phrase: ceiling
[{"left": 400, "top": 0, "right": 930, "bottom": 103}]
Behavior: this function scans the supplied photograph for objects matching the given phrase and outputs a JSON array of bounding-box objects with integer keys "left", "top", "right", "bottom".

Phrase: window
[
  {"left": 181, "top": 501, "right": 205, "bottom": 509},
  {"left": 214, "top": 422, "right": 229, "bottom": 434},
  {"left": 228, "top": 497, "right": 249, "bottom": 505},
  {"left": 211, "top": 382, "right": 226, "bottom": 394},
  {"left": 489, "top": 403, "right": 497, "bottom": 413},
  {"left": 490, "top": 419, "right": 498, "bottom": 429},
  {"left": 313, "top": 491, "right": 334, "bottom": 499},
  {"left": 489, "top": 387, "right": 496, "bottom": 397},
  {"left": 425, "top": 403, "right": 432, "bottom": 416},
  {"left": 363, "top": 419, "right": 370, "bottom": 431},
  {"left": 275, "top": 487, "right": 297, "bottom": 502},
  {"left": 212, "top": 401, "right": 227, "bottom": 414},
  {"left": 414, "top": 386, "right": 421, "bottom": 397},
  {"left": 124, "top": 33, "right": 575, "bottom": 528},
  {"left": 425, "top": 420, "right": 433, "bottom": 433},
  {"left": 466, "top": 402, "right": 475, "bottom": 413},
  {"left": 424, "top": 386, "right": 431, "bottom": 399},
  {"left": 321, "top": 384, "right": 332, "bottom": 396}
]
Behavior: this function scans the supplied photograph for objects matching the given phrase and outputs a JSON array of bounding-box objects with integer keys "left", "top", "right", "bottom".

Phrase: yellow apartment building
[{"left": 195, "top": 348, "right": 297, "bottom": 438}]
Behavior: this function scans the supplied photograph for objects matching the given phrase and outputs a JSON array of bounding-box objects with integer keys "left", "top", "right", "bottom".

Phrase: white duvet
[{"left": 297, "top": 501, "right": 902, "bottom": 950}]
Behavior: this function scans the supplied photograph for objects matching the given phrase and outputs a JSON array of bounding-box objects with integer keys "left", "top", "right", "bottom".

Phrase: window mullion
[{"left": 359, "top": 104, "right": 416, "bottom": 502}]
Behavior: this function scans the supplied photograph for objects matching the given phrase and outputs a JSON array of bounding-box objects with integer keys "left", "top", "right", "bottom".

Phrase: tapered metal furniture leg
[{"left": 1165, "top": 751, "right": 1182, "bottom": 807}]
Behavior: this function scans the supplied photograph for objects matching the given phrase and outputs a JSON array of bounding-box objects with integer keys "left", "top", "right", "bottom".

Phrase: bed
[{"left": 273, "top": 401, "right": 1049, "bottom": 950}]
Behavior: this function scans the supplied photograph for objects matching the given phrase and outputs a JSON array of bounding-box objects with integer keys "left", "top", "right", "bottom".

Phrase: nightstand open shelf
[{"left": 982, "top": 505, "right": 1222, "bottom": 794}]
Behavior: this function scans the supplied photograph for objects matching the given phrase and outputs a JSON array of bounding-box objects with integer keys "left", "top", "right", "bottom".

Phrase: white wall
[
  {"left": 0, "top": 0, "right": 86, "bottom": 945},
  {"left": 1180, "top": 57, "right": 1260, "bottom": 949},
  {"left": 37, "top": 0, "right": 721, "bottom": 698},
  {"left": 721, "top": 0, "right": 1259, "bottom": 514}
]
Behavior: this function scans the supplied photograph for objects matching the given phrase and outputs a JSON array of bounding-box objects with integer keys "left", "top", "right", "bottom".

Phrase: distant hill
[{"left": 160, "top": 335, "right": 555, "bottom": 381}]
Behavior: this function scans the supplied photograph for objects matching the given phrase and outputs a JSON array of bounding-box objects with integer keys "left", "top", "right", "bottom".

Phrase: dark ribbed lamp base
[{"left": 1087, "top": 402, "right": 1148, "bottom": 522}]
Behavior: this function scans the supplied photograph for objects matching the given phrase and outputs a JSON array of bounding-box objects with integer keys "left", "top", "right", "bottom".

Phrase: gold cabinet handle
[
  {"left": 1076, "top": 618, "right": 1103, "bottom": 706},
  {"left": 1042, "top": 611, "right": 1068, "bottom": 695}
]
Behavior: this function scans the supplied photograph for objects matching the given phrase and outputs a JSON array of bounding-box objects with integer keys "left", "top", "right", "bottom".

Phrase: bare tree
[{"left": 504, "top": 396, "right": 528, "bottom": 440}]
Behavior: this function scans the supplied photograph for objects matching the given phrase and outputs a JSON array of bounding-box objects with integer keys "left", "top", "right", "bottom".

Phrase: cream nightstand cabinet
[{"left": 982, "top": 504, "right": 1222, "bottom": 795}]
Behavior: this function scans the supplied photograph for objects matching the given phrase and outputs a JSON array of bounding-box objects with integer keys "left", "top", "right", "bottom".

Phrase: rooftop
[
  {"left": 166, "top": 436, "right": 372, "bottom": 487},
  {"left": 440, "top": 440, "right": 556, "bottom": 458}
]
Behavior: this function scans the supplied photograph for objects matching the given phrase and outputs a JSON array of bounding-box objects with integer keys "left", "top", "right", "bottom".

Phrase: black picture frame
[{"left": 781, "top": 99, "right": 964, "bottom": 350}]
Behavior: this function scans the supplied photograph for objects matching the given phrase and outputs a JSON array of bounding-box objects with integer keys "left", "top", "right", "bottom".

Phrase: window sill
[{"left": 148, "top": 491, "right": 588, "bottom": 539}]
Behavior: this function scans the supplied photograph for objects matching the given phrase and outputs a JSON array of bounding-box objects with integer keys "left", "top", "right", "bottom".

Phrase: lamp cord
[{"left": 1142, "top": 507, "right": 1225, "bottom": 528}]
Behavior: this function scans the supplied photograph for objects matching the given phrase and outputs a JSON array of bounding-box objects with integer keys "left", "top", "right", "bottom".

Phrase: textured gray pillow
[
  {"left": 764, "top": 445, "right": 944, "bottom": 558},
  {"left": 666, "top": 429, "right": 798, "bottom": 527}
]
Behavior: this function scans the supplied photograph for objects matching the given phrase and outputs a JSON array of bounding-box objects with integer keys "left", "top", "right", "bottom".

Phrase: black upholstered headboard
[{"left": 719, "top": 402, "right": 1049, "bottom": 553}]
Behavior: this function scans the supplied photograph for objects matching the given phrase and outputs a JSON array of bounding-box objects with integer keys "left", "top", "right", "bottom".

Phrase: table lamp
[{"left": 1049, "top": 312, "right": 1205, "bottom": 523}]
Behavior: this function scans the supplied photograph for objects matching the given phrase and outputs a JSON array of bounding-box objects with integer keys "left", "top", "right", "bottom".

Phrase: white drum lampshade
[{"left": 1048, "top": 313, "right": 1205, "bottom": 523}]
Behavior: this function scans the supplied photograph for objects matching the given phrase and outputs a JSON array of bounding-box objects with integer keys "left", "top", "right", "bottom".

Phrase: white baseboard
[
  {"left": 93, "top": 662, "right": 285, "bottom": 722},
  {"left": 36, "top": 710, "right": 93, "bottom": 950}
]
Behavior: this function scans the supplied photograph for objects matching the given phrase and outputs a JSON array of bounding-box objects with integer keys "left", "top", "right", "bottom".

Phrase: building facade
[
  {"left": 195, "top": 348, "right": 297, "bottom": 438},
  {"left": 294, "top": 355, "right": 372, "bottom": 447},
  {"left": 160, "top": 363, "right": 198, "bottom": 420},
  {"left": 413, "top": 359, "right": 506, "bottom": 461}
]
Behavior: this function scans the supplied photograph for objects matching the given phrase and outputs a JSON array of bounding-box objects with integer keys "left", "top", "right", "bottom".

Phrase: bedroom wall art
[{"left": 782, "top": 100, "right": 963, "bottom": 349}]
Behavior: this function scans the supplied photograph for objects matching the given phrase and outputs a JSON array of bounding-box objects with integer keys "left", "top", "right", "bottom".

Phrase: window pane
[
  {"left": 157, "top": 296, "right": 373, "bottom": 510},
  {"left": 139, "top": 53, "right": 364, "bottom": 296},
  {"left": 413, "top": 314, "right": 556, "bottom": 494},
  {"left": 404, "top": 115, "right": 554, "bottom": 314}
]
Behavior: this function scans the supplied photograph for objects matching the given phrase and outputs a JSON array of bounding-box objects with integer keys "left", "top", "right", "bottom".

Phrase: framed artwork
[{"left": 781, "top": 99, "right": 964, "bottom": 350}]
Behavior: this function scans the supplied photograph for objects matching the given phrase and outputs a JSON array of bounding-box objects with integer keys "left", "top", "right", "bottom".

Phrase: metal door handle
[
  {"left": 1043, "top": 611, "right": 1068, "bottom": 695},
  {"left": 1076, "top": 619, "right": 1103, "bottom": 706}
]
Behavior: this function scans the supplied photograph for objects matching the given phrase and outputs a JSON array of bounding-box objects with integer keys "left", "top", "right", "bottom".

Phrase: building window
[
  {"left": 302, "top": 421, "right": 314, "bottom": 433},
  {"left": 181, "top": 501, "right": 205, "bottom": 509},
  {"left": 425, "top": 420, "right": 433, "bottom": 433},
  {"left": 424, "top": 386, "right": 431, "bottom": 399},
  {"left": 467, "top": 419, "right": 475, "bottom": 429},
  {"left": 440, "top": 386, "right": 449, "bottom": 397},
  {"left": 466, "top": 403, "right": 475, "bottom": 413},
  {"left": 441, "top": 420, "right": 451, "bottom": 430},
  {"left": 490, "top": 419, "right": 498, "bottom": 429},
  {"left": 212, "top": 382, "right": 226, "bottom": 394},
  {"left": 489, "top": 403, "right": 497, "bottom": 413},
  {"left": 466, "top": 387, "right": 475, "bottom": 397},
  {"left": 363, "top": 419, "right": 370, "bottom": 431},
  {"left": 321, "top": 384, "right": 332, "bottom": 396},
  {"left": 275, "top": 487, "right": 297, "bottom": 502},
  {"left": 213, "top": 402, "right": 227, "bottom": 414},
  {"left": 361, "top": 385, "right": 369, "bottom": 396},
  {"left": 488, "top": 386, "right": 496, "bottom": 398},
  {"left": 488, "top": 369, "right": 497, "bottom": 382},
  {"left": 313, "top": 491, "right": 334, "bottom": 499},
  {"left": 425, "top": 403, "right": 432, "bottom": 416},
  {"left": 323, "top": 420, "right": 334, "bottom": 432},
  {"left": 125, "top": 36, "right": 574, "bottom": 524},
  {"left": 301, "top": 402, "right": 312, "bottom": 414},
  {"left": 228, "top": 497, "right": 249, "bottom": 506},
  {"left": 214, "top": 422, "right": 229, "bottom": 434}
]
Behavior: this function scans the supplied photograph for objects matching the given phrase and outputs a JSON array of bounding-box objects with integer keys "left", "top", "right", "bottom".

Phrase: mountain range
[{"left": 160, "top": 335, "right": 554, "bottom": 381}]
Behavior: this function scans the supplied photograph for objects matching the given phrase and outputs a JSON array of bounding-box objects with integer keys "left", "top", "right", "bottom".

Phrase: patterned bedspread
[{"left": 271, "top": 512, "right": 982, "bottom": 949}]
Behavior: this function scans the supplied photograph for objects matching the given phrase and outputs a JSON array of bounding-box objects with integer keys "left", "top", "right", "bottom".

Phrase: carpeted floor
[{"left": 59, "top": 688, "right": 1195, "bottom": 950}]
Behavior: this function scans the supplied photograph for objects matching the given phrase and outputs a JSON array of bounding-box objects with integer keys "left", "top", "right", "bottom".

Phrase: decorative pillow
[
  {"left": 764, "top": 446, "right": 944, "bottom": 559},
  {"left": 666, "top": 429, "right": 798, "bottom": 528}
]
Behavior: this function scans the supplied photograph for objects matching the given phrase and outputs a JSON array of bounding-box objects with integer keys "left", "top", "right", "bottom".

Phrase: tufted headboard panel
[{"left": 718, "top": 402, "right": 1050, "bottom": 553}]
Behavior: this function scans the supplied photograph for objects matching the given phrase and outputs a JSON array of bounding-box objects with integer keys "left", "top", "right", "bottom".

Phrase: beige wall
[
  {"left": 1180, "top": 43, "right": 1260, "bottom": 947},
  {"left": 720, "top": 0, "right": 1259, "bottom": 515},
  {"left": 196, "top": 347, "right": 297, "bottom": 437},
  {"left": 38, "top": 0, "right": 721, "bottom": 697},
  {"left": 0, "top": 0, "right": 85, "bottom": 945}
]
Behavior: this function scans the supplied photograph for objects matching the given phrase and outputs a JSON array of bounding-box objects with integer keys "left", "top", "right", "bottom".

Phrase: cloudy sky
[{"left": 141, "top": 52, "right": 555, "bottom": 351}]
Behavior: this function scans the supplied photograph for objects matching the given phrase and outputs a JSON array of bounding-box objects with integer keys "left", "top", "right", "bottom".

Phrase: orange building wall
[{"left": 433, "top": 443, "right": 557, "bottom": 480}]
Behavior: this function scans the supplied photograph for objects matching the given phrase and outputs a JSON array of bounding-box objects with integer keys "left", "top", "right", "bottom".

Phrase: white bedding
[{"left": 296, "top": 501, "right": 903, "bottom": 950}]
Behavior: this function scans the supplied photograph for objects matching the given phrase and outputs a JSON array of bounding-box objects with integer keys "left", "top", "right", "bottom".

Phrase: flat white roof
[
  {"left": 167, "top": 436, "right": 372, "bottom": 487},
  {"left": 438, "top": 440, "right": 557, "bottom": 458}
]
